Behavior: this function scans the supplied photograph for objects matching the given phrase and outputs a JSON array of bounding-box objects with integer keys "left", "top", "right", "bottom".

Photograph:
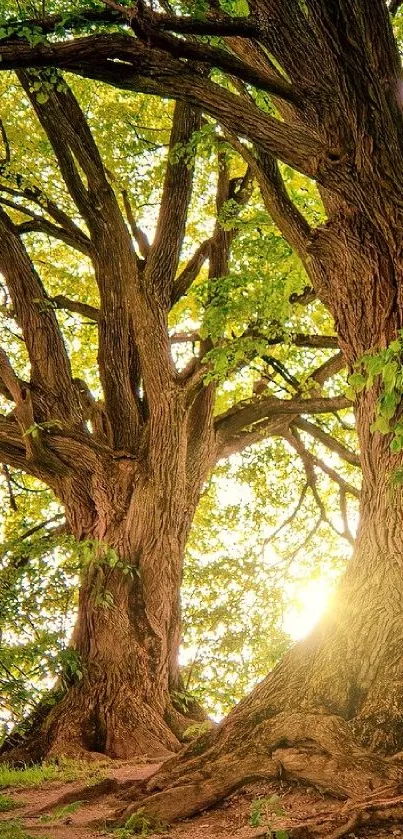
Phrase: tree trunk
[
  {"left": 44, "top": 525, "right": 190, "bottom": 760},
  {"left": 0, "top": 390, "right": 215, "bottom": 763},
  {"left": 114, "top": 236, "right": 403, "bottom": 823}
]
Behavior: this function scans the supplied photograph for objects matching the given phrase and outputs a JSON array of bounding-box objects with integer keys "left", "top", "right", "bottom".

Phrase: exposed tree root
[
  {"left": 279, "top": 794, "right": 403, "bottom": 837},
  {"left": 113, "top": 712, "right": 403, "bottom": 831}
]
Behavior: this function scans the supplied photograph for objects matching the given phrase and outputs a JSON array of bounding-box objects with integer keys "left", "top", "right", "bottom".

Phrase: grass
[
  {"left": 0, "top": 793, "right": 19, "bottom": 811},
  {"left": 0, "top": 820, "right": 38, "bottom": 839},
  {"left": 40, "top": 799, "right": 83, "bottom": 822},
  {"left": 0, "top": 758, "right": 107, "bottom": 790},
  {"left": 110, "top": 809, "right": 168, "bottom": 836}
]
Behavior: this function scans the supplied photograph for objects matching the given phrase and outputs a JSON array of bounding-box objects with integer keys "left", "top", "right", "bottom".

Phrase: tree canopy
[{"left": 0, "top": 44, "right": 359, "bottom": 736}]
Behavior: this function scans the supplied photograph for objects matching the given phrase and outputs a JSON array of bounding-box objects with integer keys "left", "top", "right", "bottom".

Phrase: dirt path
[{"left": 1, "top": 759, "right": 402, "bottom": 838}]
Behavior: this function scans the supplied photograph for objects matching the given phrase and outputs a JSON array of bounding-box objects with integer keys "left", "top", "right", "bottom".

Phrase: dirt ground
[{"left": 1, "top": 758, "right": 403, "bottom": 838}]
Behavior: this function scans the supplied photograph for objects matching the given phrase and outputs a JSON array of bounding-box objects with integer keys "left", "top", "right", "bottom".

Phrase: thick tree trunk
[
  {"left": 43, "top": 532, "right": 189, "bottom": 760},
  {"left": 0, "top": 391, "right": 214, "bottom": 763},
  {"left": 115, "top": 247, "right": 403, "bottom": 822}
]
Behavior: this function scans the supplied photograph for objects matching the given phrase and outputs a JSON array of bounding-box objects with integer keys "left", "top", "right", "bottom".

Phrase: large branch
[
  {"left": 51, "top": 295, "right": 99, "bottom": 323},
  {"left": 226, "top": 133, "right": 311, "bottom": 263},
  {"left": 0, "top": 209, "right": 76, "bottom": 420},
  {"left": 171, "top": 240, "right": 211, "bottom": 306},
  {"left": 216, "top": 414, "right": 292, "bottom": 460},
  {"left": 215, "top": 393, "right": 351, "bottom": 441},
  {"left": 18, "top": 71, "right": 143, "bottom": 448},
  {"left": 0, "top": 36, "right": 324, "bottom": 178},
  {"left": 17, "top": 70, "right": 109, "bottom": 227},
  {"left": 129, "top": 16, "right": 301, "bottom": 106},
  {"left": 17, "top": 218, "right": 91, "bottom": 255},
  {"left": 0, "top": 414, "right": 32, "bottom": 471},
  {"left": 308, "top": 350, "right": 345, "bottom": 387},
  {"left": 293, "top": 417, "right": 360, "bottom": 467},
  {"left": 4, "top": 6, "right": 257, "bottom": 38},
  {"left": 0, "top": 181, "right": 92, "bottom": 255},
  {"left": 254, "top": 147, "right": 311, "bottom": 263},
  {"left": 145, "top": 102, "right": 201, "bottom": 305}
]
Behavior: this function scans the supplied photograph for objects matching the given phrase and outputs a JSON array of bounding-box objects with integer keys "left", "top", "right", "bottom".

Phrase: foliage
[
  {"left": 0, "top": 793, "right": 19, "bottom": 811},
  {"left": 249, "top": 795, "right": 289, "bottom": 838},
  {"left": 181, "top": 437, "right": 355, "bottom": 716},
  {"left": 111, "top": 809, "right": 167, "bottom": 837},
  {"left": 348, "top": 330, "right": 403, "bottom": 452},
  {"left": 0, "top": 7, "right": 359, "bottom": 738}
]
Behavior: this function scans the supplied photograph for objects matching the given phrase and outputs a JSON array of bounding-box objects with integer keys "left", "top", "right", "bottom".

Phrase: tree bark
[
  {"left": 0, "top": 385, "right": 216, "bottom": 762},
  {"left": 113, "top": 234, "right": 403, "bottom": 821}
]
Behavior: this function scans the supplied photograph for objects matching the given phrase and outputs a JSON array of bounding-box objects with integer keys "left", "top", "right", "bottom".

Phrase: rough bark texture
[
  {"left": 112, "top": 395, "right": 403, "bottom": 822},
  {"left": 2, "top": 1, "right": 400, "bottom": 816},
  {"left": 1, "top": 0, "right": 398, "bottom": 826},
  {"left": 0, "top": 64, "right": 350, "bottom": 761}
]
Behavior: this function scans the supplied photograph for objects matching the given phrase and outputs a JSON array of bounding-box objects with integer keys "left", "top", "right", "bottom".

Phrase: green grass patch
[
  {"left": 0, "top": 758, "right": 107, "bottom": 790},
  {"left": 0, "top": 793, "right": 19, "bottom": 811},
  {"left": 111, "top": 809, "right": 168, "bottom": 836},
  {"left": 40, "top": 800, "right": 83, "bottom": 822},
  {"left": 0, "top": 820, "right": 37, "bottom": 839}
]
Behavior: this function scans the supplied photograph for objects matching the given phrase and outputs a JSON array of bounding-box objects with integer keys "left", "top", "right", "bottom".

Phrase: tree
[
  {"left": 0, "top": 4, "right": 355, "bottom": 764},
  {"left": 4, "top": 0, "right": 403, "bottom": 828}
]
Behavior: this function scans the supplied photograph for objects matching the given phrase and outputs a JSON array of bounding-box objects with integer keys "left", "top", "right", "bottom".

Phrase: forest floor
[{"left": 0, "top": 757, "right": 402, "bottom": 839}]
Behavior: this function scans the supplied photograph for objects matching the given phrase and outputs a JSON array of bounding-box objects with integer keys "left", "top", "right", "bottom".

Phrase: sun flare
[{"left": 283, "top": 577, "right": 335, "bottom": 641}]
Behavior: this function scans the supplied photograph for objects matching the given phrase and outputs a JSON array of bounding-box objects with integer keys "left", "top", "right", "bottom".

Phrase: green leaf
[
  {"left": 381, "top": 360, "right": 399, "bottom": 393},
  {"left": 347, "top": 372, "right": 366, "bottom": 392},
  {"left": 371, "top": 416, "right": 391, "bottom": 435},
  {"left": 378, "top": 390, "right": 400, "bottom": 419},
  {"left": 391, "top": 436, "right": 403, "bottom": 453}
]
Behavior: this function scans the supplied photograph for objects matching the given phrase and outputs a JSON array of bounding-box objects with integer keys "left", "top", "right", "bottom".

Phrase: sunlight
[{"left": 283, "top": 577, "right": 335, "bottom": 641}]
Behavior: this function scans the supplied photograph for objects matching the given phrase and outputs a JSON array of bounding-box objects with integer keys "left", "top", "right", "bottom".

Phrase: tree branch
[
  {"left": 171, "top": 328, "right": 339, "bottom": 350},
  {"left": 100, "top": 0, "right": 260, "bottom": 37},
  {"left": 17, "top": 71, "right": 144, "bottom": 448},
  {"left": 16, "top": 216, "right": 91, "bottom": 256},
  {"left": 264, "top": 483, "right": 309, "bottom": 545},
  {"left": 285, "top": 427, "right": 359, "bottom": 543},
  {"left": 0, "top": 36, "right": 324, "bottom": 178},
  {"left": 289, "top": 286, "right": 316, "bottom": 305},
  {"left": 171, "top": 239, "right": 211, "bottom": 306},
  {"left": 308, "top": 350, "right": 345, "bottom": 387},
  {"left": 0, "top": 209, "right": 76, "bottom": 421},
  {"left": 225, "top": 133, "right": 311, "bottom": 263},
  {"left": 51, "top": 295, "right": 99, "bottom": 323},
  {"left": 0, "top": 181, "right": 92, "bottom": 254},
  {"left": 17, "top": 70, "right": 108, "bottom": 227},
  {"left": 145, "top": 102, "right": 201, "bottom": 304},
  {"left": 129, "top": 15, "right": 301, "bottom": 106},
  {"left": 293, "top": 417, "right": 360, "bottom": 467},
  {"left": 0, "top": 346, "right": 24, "bottom": 404},
  {"left": 0, "top": 415, "right": 31, "bottom": 471},
  {"left": 287, "top": 426, "right": 360, "bottom": 498},
  {"left": 216, "top": 414, "right": 292, "bottom": 460},
  {"left": 121, "top": 189, "right": 150, "bottom": 259},
  {"left": 215, "top": 392, "right": 351, "bottom": 440}
]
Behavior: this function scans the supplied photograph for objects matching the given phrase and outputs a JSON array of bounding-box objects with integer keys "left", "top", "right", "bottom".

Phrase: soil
[{"left": 1, "top": 758, "right": 403, "bottom": 838}]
